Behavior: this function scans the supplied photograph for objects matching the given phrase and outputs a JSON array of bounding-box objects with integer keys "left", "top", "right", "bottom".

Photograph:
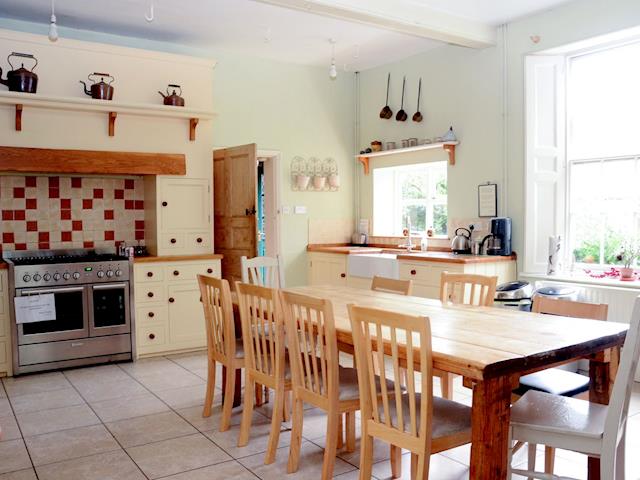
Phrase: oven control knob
[
  {"left": 106, "top": 270, "right": 114, "bottom": 278},
  {"left": 63, "top": 272, "right": 71, "bottom": 280},
  {"left": 33, "top": 274, "right": 42, "bottom": 281},
  {"left": 115, "top": 269, "right": 123, "bottom": 277},
  {"left": 22, "top": 274, "right": 31, "bottom": 282},
  {"left": 72, "top": 272, "right": 81, "bottom": 280},
  {"left": 43, "top": 273, "right": 51, "bottom": 281},
  {"left": 53, "top": 273, "right": 61, "bottom": 281},
  {"left": 97, "top": 271, "right": 105, "bottom": 278}
]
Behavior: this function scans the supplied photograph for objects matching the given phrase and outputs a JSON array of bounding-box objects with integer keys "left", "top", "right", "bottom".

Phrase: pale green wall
[{"left": 0, "top": 18, "right": 356, "bottom": 286}]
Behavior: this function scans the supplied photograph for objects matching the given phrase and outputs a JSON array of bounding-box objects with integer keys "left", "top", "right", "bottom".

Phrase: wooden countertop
[
  {"left": 0, "top": 261, "right": 7, "bottom": 270},
  {"left": 307, "top": 244, "right": 384, "bottom": 254},
  {"left": 134, "top": 253, "right": 223, "bottom": 263}
]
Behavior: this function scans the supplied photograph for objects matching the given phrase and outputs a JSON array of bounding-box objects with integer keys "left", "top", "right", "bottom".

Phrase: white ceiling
[{"left": 0, "top": 0, "right": 572, "bottom": 70}]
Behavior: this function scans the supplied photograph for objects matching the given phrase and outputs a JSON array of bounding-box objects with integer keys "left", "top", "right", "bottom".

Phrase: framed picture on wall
[{"left": 478, "top": 183, "right": 497, "bottom": 217}]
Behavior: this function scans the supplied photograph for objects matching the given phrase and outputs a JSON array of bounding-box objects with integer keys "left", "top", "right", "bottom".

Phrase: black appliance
[{"left": 486, "top": 217, "right": 512, "bottom": 256}]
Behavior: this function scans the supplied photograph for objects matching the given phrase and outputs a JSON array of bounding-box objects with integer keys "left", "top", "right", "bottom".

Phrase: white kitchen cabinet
[
  {"left": 0, "top": 269, "right": 12, "bottom": 377},
  {"left": 307, "top": 253, "right": 348, "bottom": 287},
  {"left": 133, "top": 258, "right": 221, "bottom": 357}
]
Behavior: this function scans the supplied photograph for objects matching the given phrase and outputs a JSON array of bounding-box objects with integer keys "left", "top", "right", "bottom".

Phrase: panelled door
[{"left": 213, "top": 144, "right": 258, "bottom": 283}]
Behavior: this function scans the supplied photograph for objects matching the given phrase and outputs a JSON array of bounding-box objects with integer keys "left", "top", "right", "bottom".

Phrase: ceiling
[{"left": 0, "top": 0, "right": 572, "bottom": 70}]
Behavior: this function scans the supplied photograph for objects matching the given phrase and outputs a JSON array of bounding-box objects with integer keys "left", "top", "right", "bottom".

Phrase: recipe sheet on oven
[{"left": 14, "top": 294, "right": 57, "bottom": 323}]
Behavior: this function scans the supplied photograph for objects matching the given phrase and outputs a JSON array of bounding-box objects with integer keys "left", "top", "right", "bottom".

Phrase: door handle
[{"left": 245, "top": 207, "right": 256, "bottom": 216}]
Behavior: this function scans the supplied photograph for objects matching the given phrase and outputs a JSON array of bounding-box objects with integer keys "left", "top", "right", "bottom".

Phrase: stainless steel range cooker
[{"left": 3, "top": 249, "right": 135, "bottom": 375}]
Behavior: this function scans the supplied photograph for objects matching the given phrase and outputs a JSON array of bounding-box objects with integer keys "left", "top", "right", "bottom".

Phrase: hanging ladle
[
  {"left": 412, "top": 78, "right": 423, "bottom": 123},
  {"left": 379, "top": 73, "right": 393, "bottom": 119},
  {"left": 396, "top": 76, "right": 407, "bottom": 122}
]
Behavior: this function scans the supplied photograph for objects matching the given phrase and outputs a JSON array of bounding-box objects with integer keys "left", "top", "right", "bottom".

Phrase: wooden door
[{"left": 214, "top": 144, "right": 258, "bottom": 283}]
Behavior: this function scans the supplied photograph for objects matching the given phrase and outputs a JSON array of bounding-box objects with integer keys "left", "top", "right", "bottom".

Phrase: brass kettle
[
  {"left": 0, "top": 52, "right": 38, "bottom": 93},
  {"left": 80, "top": 72, "right": 114, "bottom": 100},
  {"left": 158, "top": 84, "right": 184, "bottom": 107}
]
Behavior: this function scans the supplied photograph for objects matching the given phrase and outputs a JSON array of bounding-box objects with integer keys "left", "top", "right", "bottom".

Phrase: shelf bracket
[
  {"left": 108, "top": 112, "right": 117, "bottom": 137},
  {"left": 443, "top": 143, "right": 456, "bottom": 165},
  {"left": 15, "top": 104, "right": 23, "bottom": 131},
  {"left": 358, "top": 156, "right": 370, "bottom": 175},
  {"left": 189, "top": 118, "right": 199, "bottom": 141}
]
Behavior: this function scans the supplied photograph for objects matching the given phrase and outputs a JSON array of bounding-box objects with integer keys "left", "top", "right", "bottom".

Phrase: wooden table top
[{"left": 285, "top": 285, "right": 629, "bottom": 381}]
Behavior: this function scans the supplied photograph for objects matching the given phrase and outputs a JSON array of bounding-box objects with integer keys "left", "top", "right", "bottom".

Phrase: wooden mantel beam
[{"left": 0, "top": 146, "right": 186, "bottom": 176}]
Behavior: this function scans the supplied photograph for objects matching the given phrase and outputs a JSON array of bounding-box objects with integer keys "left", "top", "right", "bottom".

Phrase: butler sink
[{"left": 347, "top": 253, "right": 399, "bottom": 279}]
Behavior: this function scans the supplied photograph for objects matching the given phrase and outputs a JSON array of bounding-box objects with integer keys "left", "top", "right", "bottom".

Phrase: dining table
[{"left": 230, "top": 285, "right": 629, "bottom": 480}]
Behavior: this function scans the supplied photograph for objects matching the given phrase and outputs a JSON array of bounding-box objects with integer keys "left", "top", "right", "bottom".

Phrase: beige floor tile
[
  {"left": 334, "top": 470, "right": 373, "bottom": 480},
  {"left": 175, "top": 396, "right": 239, "bottom": 433},
  {"left": 16, "top": 404, "right": 99, "bottom": 437},
  {"left": 35, "top": 450, "right": 146, "bottom": 480},
  {"left": 0, "top": 397, "right": 12, "bottom": 417},
  {"left": 154, "top": 383, "right": 209, "bottom": 409},
  {"left": 119, "top": 357, "right": 190, "bottom": 379},
  {"left": 90, "top": 392, "right": 169, "bottom": 423},
  {"left": 238, "top": 440, "right": 356, "bottom": 479},
  {"left": 135, "top": 370, "right": 204, "bottom": 392},
  {"left": 106, "top": 411, "right": 197, "bottom": 448},
  {"left": 0, "top": 440, "right": 32, "bottom": 475},
  {"left": 24, "top": 424, "right": 120, "bottom": 466},
  {"left": 0, "top": 386, "right": 6, "bottom": 399},
  {"left": 0, "top": 414, "right": 21, "bottom": 441},
  {"left": 371, "top": 452, "right": 468, "bottom": 480},
  {"left": 126, "top": 433, "right": 231, "bottom": 479},
  {"left": 165, "top": 352, "right": 208, "bottom": 372},
  {"left": 313, "top": 435, "right": 391, "bottom": 467},
  {"left": 0, "top": 468, "right": 38, "bottom": 480},
  {"left": 161, "top": 461, "right": 257, "bottom": 479},
  {"left": 10, "top": 388, "right": 84, "bottom": 415},
  {"left": 73, "top": 377, "right": 148, "bottom": 403},
  {"left": 64, "top": 365, "right": 131, "bottom": 386},
  {"left": 2, "top": 372, "right": 71, "bottom": 398}
]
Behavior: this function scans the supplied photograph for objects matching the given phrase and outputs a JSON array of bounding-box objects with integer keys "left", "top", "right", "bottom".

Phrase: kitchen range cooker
[{"left": 3, "top": 249, "right": 135, "bottom": 375}]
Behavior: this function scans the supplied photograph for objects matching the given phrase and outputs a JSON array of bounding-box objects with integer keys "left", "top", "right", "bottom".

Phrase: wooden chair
[
  {"left": 509, "top": 295, "right": 640, "bottom": 480},
  {"left": 348, "top": 304, "right": 472, "bottom": 480},
  {"left": 281, "top": 291, "right": 364, "bottom": 479},
  {"left": 516, "top": 296, "right": 609, "bottom": 476},
  {"left": 236, "top": 282, "right": 291, "bottom": 465},
  {"left": 371, "top": 276, "right": 413, "bottom": 296},
  {"left": 241, "top": 255, "right": 285, "bottom": 288},
  {"left": 437, "top": 272, "right": 498, "bottom": 400},
  {"left": 197, "top": 275, "right": 245, "bottom": 431}
]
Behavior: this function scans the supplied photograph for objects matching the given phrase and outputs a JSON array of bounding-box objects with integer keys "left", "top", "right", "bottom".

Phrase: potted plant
[{"left": 616, "top": 241, "right": 640, "bottom": 280}]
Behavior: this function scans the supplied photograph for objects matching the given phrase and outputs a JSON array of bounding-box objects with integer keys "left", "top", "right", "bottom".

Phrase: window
[{"left": 373, "top": 162, "right": 447, "bottom": 236}]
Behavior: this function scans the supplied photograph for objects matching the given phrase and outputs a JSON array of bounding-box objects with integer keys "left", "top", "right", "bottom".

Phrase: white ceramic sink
[{"left": 347, "top": 253, "right": 399, "bottom": 279}]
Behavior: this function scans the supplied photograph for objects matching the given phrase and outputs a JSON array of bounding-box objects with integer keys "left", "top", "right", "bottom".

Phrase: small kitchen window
[{"left": 372, "top": 162, "right": 447, "bottom": 237}]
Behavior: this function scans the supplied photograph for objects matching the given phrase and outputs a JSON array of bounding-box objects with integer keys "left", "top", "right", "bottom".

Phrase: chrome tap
[{"left": 398, "top": 217, "right": 414, "bottom": 252}]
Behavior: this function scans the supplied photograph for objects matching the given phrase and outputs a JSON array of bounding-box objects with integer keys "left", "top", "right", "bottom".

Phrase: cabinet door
[
  {"left": 309, "top": 256, "right": 347, "bottom": 286},
  {"left": 167, "top": 284, "right": 206, "bottom": 347},
  {"left": 159, "top": 178, "right": 210, "bottom": 231}
]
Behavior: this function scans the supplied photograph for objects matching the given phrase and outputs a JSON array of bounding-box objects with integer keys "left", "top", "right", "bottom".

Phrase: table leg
[
  {"left": 470, "top": 376, "right": 513, "bottom": 480},
  {"left": 221, "top": 366, "right": 243, "bottom": 408}
]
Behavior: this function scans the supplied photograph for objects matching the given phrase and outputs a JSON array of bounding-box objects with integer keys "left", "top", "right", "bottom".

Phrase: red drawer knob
[
  {"left": 169, "top": 297, "right": 175, "bottom": 303},
  {"left": 410, "top": 270, "right": 417, "bottom": 275},
  {"left": 196, "top": 237, "right": 203, "bottom": 243},
  {"left": 148, "top": 312, "right": 154, "bottom": 318},
  {"left": 340, "top": 273, "right": 346, "bottom": 278},
  {"left": 207, "top": 268, "right": 213, "bottom": 274},
  {"left": 148, "top": 333, "right": 155, "bottom": 340},
  {"left": 173, "top": 270, "right": 180, "bottom": 276},
  {"left": 161, "top": 201, "right": 168, "bottom": 207},
  {"left": 170, "top": 238, "right": 177, "bottom": 244},
  {"left": 147, "top": 271, "right": 153, "bottom": 277},
  {"left": 147, "top": 292, "right": 154, "bottom": 298}
]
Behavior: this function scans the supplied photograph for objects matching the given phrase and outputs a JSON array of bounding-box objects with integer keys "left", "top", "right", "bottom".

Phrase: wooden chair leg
[
  {"left": 255, "top": 382, "right": 263, "bottom": 406},
  {"left": 219, "top": 363, "right": 235, "bottom": 432},
  {"left": 440, "top": 372, "right": 454, "bottom": 399},
  {"left": 283, "top": 390, "right": 291, "bottom": 422},
  {"left": 321, "top": 413, "right": 340, "bottom": 480},
  {"left": 410, "top": 453, "right": 418, "bottom": 480},
  {"left": 202, "top": 359, "right": 216, "bottom": 418},
  {"left": 390, "top": 445, "right": 402, "bottom": 479},
  {"left": 287, "top": 396, "right": 304, "bottom": 473},
  {"left": 238, "top": 377, "right": 255, "bottom": 447},
  {"left": 337, "top": 413, "right": 344, "bottom": 450},
  {"left": 544, "top": 446, "right": 555, "bottom": 474},
  {"left": 345, "top": 411, "right": 356, "bottom": 453},
  {"left": 359, "top": 433, "right": 374, "bottom": 480},
  {"left": 527, "top": 443, "right": 537, "bottom": 480},
  {"left": 264, "top": 386, "right": 285, "bottom": 465}
]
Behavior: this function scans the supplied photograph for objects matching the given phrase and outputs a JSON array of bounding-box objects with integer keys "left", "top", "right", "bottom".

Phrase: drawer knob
[
  {"left": 161, "top": 201, "right": 168, "bottom": 207},
  {"left": 196, "top": 237, "right": 203, "bottom": 243},
  {"left": 148, "top": 333, "right": 155, "bottom": 340},
  {"left": 410, "top": 269, "right": 417, "bottom": 275},
  {"left": 148, "top": 311, "right": 155, "bottom": 318},
  {"left": 207, "top": 268, "right": 213, "bottom": 274},
  {"left": 340, "top": 273, "right": 346, "bottom": 278},
  {"left": 147, "top": 292, "right": 154, "bottom": 298},
  {"left": 147, "top": 271, "right": 153, "bottom": 278},
  {"left": 170, "top": 238, "right": 177, "bottom": 244},
  {"left": 169, "top": 297, "right": 175, "bottom": 303},
  {"left": 173, "top": 270, "right": 180, "bottom": 276}
]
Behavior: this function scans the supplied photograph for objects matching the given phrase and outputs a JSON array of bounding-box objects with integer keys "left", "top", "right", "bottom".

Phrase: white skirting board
[{"left": 521, "top": 274, "right": 640, "bottom": 382}]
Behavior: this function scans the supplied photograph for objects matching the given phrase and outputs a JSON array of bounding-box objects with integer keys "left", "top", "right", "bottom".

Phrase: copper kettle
[
  {"left": 158, "top": 84, "right": 184, "bottom": 107},
  {"left": 80, "top": 72, "right": 114, "bottom": 100},
  {"left": 0, "top": 52, "right": 38, "bottom": 93}
]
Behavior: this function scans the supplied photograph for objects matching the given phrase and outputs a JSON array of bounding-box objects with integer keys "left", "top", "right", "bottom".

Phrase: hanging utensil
[
  {"left": 379, "top": 73, "right": 393, "bottom": 119},
  {"left": 396, "top": 76, "right": 407, "bottom": 122},
  {"left": 412, "top": 78, "right": 423, "bottom": 123}
]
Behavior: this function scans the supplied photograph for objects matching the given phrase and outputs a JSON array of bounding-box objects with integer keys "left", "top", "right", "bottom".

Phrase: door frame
[{"left": 257, "top": 149, "right": 283, "bottom": 261}]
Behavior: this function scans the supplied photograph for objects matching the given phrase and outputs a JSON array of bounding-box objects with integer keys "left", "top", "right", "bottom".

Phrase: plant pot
[
  {"left": 295, "top": 174, "right": 310, "bottom": 190},
  {"left": 620, "top": 267, "right": 635, "bottom": 279},
  {"left": 313, "top": 175, "right": 326, "bottom": 190},
  {"left": 328, "top": 173, "right": 340, "bottom": 188}
]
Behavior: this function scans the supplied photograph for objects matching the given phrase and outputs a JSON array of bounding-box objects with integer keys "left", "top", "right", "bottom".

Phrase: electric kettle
[{"left": 450, "top": 227, "right": 471, "bottom": 254}]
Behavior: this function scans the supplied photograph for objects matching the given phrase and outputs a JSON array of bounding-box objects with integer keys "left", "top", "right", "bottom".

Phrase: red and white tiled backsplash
[{"left": 0, "top": 175, "right": 145, "bottom": 252}]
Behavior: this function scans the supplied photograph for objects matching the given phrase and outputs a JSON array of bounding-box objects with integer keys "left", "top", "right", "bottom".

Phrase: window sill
[{"left": 520, "top": 271, "right": 640, "bottom": 290}]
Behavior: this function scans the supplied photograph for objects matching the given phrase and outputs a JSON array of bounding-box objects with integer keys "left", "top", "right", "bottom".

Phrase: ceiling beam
[{"left": 253, "top": 0, "right": 496, "bottom": 48}]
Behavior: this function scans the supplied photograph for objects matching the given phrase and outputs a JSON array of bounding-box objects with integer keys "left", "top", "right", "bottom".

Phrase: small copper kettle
[
  {"left": 158, "top": 84, "right": 184, "bottom": 107},
  {"left": 80, "top": 72, "right": 114, "bottom": 100},
  {"left": 0, "top": 52, "right": 39, "bottom": 93}
]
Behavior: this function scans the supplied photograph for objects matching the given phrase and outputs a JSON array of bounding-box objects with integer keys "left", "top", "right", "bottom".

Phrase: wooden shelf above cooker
[
  {"left": 0, "top": 91, "right": 216, "bottom": 141},
  {"left": 356, "top": 141, "right": 459, "bottom": 174}
]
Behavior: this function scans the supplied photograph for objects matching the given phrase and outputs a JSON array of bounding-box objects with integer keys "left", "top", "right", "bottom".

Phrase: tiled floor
[{"left": 0, "top": 353, "right": 638, "bottom": 479}]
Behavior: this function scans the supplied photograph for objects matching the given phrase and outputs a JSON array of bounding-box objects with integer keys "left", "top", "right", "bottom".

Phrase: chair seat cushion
[
  {"left": 337, "top": 367, "right": 397, "bottom": 402},
  {"left": 514, "top": 368, "right": 589, "bottom": 397}
]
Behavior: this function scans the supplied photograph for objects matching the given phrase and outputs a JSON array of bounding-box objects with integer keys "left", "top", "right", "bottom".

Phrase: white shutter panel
[{"left": 524, "top": 55, "right": 566, "bottom": 273}]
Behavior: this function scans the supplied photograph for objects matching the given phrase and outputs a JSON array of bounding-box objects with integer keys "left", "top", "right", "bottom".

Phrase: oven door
[
  {"left": 89, "top": 283, "right": 131, "bottom": 337},
  {"left": 16, "top": 286, "right": 89, "bottom": 345}
]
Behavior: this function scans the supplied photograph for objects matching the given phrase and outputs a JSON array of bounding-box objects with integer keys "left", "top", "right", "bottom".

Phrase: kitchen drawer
[
  {"left": 160, "top": 233, "right": 185, "bottom": 250},
  {"left": 137, "top": 324, "right": 167, "bottom": 348},
  {"left": 185, "top": 232, "right": 211, "bottom": 251},
  {"left": 0, "top": 340, "right": 8, "bottom": 365},
  {"left": 19, "top": 334, "right": 131, "bottom": 366},
  {"left": 165, "top": 263, "right": 219, "bottom": 283},
  {"left": 400, "top": 262, "right": 463, "bottom": 286},
  {"left": 0, "top": 315, "right": 9, "bottom": 338},
  {"left": 136, "top": 305, "right": 168, "bottom": 327},
  {"left": 134, "top": 265, "right": 165, "bottom": 283},
  {"left": 135, "top": 283, "right": 166, "bottom": 305}
]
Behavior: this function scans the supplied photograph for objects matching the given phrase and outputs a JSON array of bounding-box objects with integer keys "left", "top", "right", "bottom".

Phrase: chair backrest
[
  {"left": 439, "top": 272, "right": 497, "bottom": 307},
  {"left": 371, "top": 276, "right": 413, "bottom": 296},
  {"left": 348, "top": 304, "right": 433, "bottom": 453},
  {"left": 197, "top": 275, "right": 236, "bottom": 363},
  {"left": 603, "top": 296, "right": 640, "bottom": 460},
  {"left": 241, "top": 255, "right": 285, "bottom": 288},
  {"left": 532, "top": 296, "right": 608, "bottom": 320},
  {"left": 236, "top": 282, "right": 286, "bottom": 384},
  {"left": 280, "top": 291, "right": 339, "bottom": 406}
]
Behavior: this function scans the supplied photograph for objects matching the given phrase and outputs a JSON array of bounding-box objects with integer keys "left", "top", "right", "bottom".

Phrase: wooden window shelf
[
  {"left": 0, "top": 91, "right": 216, "bottom": 141},
  {"left": 356, "top": 141, "right": 459, "bottom": 174}
]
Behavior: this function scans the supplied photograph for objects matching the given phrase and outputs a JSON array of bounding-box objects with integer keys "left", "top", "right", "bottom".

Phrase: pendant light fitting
[{"left": 48, "top": 0, "right": 58, "bottom": 42}]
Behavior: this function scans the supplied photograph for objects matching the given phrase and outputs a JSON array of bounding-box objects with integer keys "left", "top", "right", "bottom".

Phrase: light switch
[
  {"left": 281, "top": 206, "right": 291, "bottom": 215},
  {"left": 294, "top": 206, "right": 307, "bottom": 214}
]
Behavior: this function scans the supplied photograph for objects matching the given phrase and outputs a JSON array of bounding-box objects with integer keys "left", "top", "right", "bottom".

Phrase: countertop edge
[
  {"left": 134, "top": 253, "right": 224, "bottom": 263},
  {"left": 396, "top": 253, "right": 517, "bottom": 264}
]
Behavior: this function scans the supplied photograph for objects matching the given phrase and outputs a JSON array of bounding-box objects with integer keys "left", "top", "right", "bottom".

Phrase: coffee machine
[{"left": 482, "top": 217, "right": 512, "bottom": 256}]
